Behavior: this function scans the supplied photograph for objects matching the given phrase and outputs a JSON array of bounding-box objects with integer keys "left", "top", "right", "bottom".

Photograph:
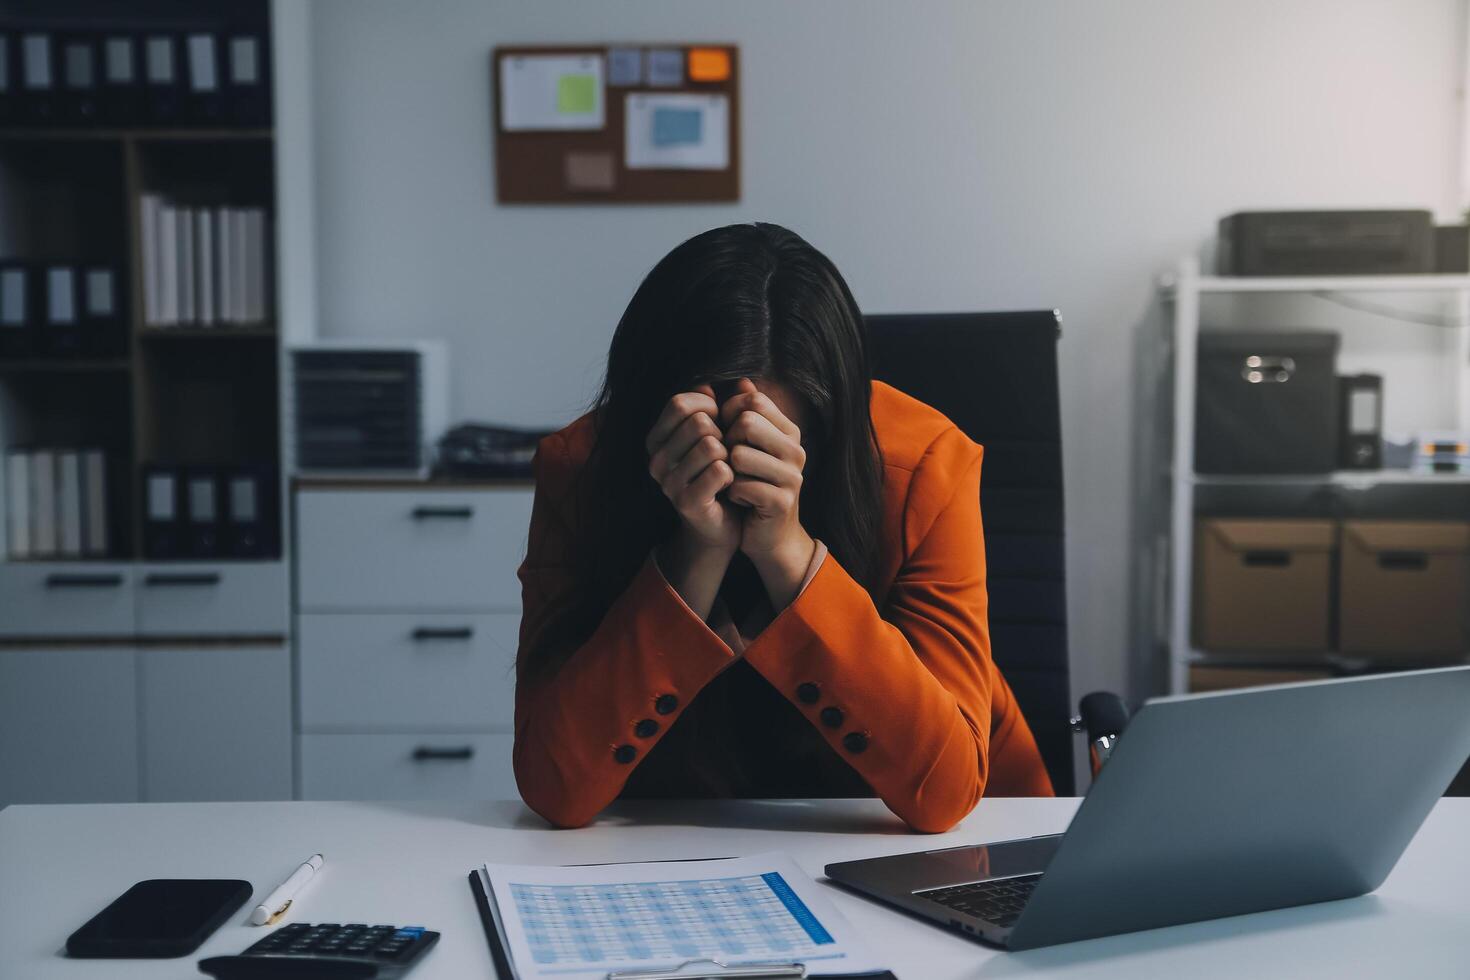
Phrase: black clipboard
[{"left": 466, "top": 872, "right": 898, "bottom": 980}]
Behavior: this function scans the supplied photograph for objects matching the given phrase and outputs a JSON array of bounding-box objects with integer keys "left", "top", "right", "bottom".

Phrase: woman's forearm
[{"left": 656, "top": 531, "right": 737, "bottom": 621}]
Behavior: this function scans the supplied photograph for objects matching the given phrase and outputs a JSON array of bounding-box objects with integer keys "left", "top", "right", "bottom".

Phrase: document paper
[
  {"left": 500, "top": 54, "right": 605, "bottom": 131},
  {"left": 479, "top": 852, "right": 885, "bottom": 978}
]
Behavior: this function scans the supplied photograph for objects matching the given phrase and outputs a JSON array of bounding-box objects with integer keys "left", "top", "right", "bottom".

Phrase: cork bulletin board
[{"left": 492, "top": 44, "right": 740, "bottom": 204}]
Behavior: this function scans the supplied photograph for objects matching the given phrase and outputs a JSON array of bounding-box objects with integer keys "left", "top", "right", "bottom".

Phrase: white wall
[{"left": 303, "top": 0, "right": 1464, "bottom": 706}]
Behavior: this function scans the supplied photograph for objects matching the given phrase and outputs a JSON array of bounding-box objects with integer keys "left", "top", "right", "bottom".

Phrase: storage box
[
  {"left": 1188, "top": 665, "right": 1333, "bottom": 694},
  {"left": 1339, "top": 521, "right": 1470, "bottom": 657},
  {"left": 1195, "top": 332, "right": 1339, "bottom": 474},
  {"left": 1193, "top": 519, "right": 1334, "bottom": 652}
]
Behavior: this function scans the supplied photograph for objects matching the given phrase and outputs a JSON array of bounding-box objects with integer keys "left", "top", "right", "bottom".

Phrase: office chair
[{"left": 867, "top": 311, "right": 1078, "bottom": 794}]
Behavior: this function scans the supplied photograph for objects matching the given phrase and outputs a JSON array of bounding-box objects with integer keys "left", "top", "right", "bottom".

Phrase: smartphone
[{"left": 66, "top": 878, "right": 252, "bottom": 958}]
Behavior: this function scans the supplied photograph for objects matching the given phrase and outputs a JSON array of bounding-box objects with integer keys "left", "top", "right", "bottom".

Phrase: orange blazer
[{"left": 514, "top": 380, "right": 1054, "bottom": 832}]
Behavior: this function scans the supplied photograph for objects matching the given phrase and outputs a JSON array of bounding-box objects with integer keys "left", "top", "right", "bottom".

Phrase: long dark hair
[{"left": 523, "top": 222, "right": 883, "bottom": 680}]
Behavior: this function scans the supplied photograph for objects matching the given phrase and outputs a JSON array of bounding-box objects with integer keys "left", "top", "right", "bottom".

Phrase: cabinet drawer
[
  {"left": 136, "top": 561, "right": 288, "bottom": 637},
  {"left": 296, "top": 489, "right": 533, "bottom": 611},
  {"left": 0, "top": 564, "right": 136, "bottom": 637},
  {"left": 298, "top": 732, "right": 517, "bottom": 801},
  {"left": 140, "top": 644, "right": 293, "bottom": 802},
  {"left": 298, "top": 612, "right": 519, "bottom": 730},
  {"left": 0, "top": 646, "right": 139, "bottom": 806}
]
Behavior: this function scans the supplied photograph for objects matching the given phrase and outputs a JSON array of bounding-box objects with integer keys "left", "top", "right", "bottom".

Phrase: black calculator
[{"left": 198, "top": 923, "right": 440, "bottom": 979}]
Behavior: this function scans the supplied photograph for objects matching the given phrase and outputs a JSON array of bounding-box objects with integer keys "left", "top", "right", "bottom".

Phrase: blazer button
[
  {"left": 654, "top": 694, "right": 679, "bottom": 715},
  {"left": 820, "top": 706, "right": 844, "bottom": 729},
  {"left": 842, "top": 731, "right": 869, "bottom": 754},
  {"left": 613, "top": 744, "right": 637, "bottom": 764},
  {"left": 633, "top": 718, "right": 659, "bottom": 739},
  {"left": 796, "top": 682, "right": 821, "bottom": 704}
]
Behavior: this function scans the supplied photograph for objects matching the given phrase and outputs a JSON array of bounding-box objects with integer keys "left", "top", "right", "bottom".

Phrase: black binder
[
  {"left": 57, "top": 33, "right": 100, "bottom": 125},
  {"left": 466, "top": 872, "right": 897, "bottom": 980},
  {"left": 19, "top": 32, "right": 56, "bottom": 126},
  {"left": 0, "top": 261, "right": 34, "bottom": 357},
  {"left": 184, "top": 468, "right": 221, "bottom": 557},
  {"left": 184, "top": 32, "right": 224, "bottom": 126},
  {"left": 225, "top": 34, "right": 270, "bottom": 126},
  {"left": 0, "top": 32, "right": 16, "bottom": 126},
  {"left": 100, "top": 34, "right": 142, "bottom": 125},
  {"left": 143, "top": 464, "right": 183, "bottom": 558},
  {"left": 42, "top": 264, "right": 84, "bottom": 357},
  {"left": 222, "top": 464, "right": 279, "bottom": 558},
  {"left": 81, "top": 265, "right": 125, "bottom": 355},
  {"left": 142, "top": 33, "right": 182, "bottom": 124}
]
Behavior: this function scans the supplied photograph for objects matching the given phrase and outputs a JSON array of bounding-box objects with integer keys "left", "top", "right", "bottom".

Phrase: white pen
[{"left": 250, "top": 853, "right": 324, "bottom": 925}]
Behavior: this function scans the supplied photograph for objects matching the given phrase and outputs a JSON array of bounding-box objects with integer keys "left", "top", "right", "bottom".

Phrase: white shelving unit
[{"left": 1157, "top": 256, "right": 1470, "bottom": 694}]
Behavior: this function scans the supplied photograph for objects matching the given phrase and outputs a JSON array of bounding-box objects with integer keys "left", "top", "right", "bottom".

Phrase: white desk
[{"left": 3, "top": 797, "right": 1468, "bottom": 979}]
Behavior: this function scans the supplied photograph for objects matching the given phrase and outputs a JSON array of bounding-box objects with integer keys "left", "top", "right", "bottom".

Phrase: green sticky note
[{"left": 556, "top": 73, "right": 597, "bottom": 115}]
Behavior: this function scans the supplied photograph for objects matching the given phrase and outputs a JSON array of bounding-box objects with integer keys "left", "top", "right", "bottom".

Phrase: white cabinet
[
  {"left": 294, "top": 484, "right": 533, "bottom": 802},
  {"left": 299, "top": 733, "right": 516, "bottom": 801},
  {"left": 139, "top": 644, "right": 293, "bottom": 801},
  {"left": 136, "top": 563, "right": 289, "bottom": 637},
  {"left": 298, "top": 612, "right": 519, "bottom": 731},
  {"left": 0, "top": 646, "right": 139, "bottom": 806},
  {"left": 0, "top": 564, "right": 136, "bottom": 637},
  {"left": 296, "top": 488, "right": 532, "bottom": 610}
]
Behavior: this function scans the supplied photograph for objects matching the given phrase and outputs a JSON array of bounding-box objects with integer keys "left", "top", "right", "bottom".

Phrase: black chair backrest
[{"left": 867, "top": 311, "right": 1073, "bottom": 795}]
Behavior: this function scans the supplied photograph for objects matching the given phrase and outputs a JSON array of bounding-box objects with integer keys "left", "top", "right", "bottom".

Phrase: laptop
[{"left": 825, "top": 666, "right": 1470, "bottom": 950}]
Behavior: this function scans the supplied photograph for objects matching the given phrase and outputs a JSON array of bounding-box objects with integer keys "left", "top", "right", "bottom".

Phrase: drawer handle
[
  {"left": 411, "top": 506, "right": 474, "bottom": 520},
  {"left": 1242, "top": 551, "right": 1290, "bottom": 568},
  {"left": 143, "top": 572, "right": 223, "bottom": 587},
  {"left": 412, "top": 626, "right": 475, "bottom": 641},
  {"left": 1378, "top": 551, "right": 1429, "bottom": 571},
  {"left": 412, "top": 745, "right": 475, "bottom": 761},
  {"left": 44, "top": 573, "right": 125, "bottom": 588}
]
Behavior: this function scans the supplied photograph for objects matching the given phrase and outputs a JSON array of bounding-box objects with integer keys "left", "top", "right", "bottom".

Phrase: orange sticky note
[{"left": 687, "top": 48, "right": 730, "bottom": 83}]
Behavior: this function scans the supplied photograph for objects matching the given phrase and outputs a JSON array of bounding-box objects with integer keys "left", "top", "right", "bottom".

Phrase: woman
[{"left": 514, "top": 223, "right": 1053, "bottom": 832}]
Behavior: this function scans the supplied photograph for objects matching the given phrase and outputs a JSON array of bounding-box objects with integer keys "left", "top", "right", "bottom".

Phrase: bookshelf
[
  {"left": 1155, "top": 256, "right": 1470, "bottom": 696},
  {"left": 0, "top": 3, "right": 280, "bottom": 567}
]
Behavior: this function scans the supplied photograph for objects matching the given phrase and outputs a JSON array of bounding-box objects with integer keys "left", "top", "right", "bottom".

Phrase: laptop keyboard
[{"left": 918, "top": 874, "right": 1042, "bottom": 928}]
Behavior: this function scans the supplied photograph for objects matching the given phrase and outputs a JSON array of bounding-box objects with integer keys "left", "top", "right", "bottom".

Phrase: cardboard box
[
  {"left": 1339, "top": 520, "right": 1470, "bottom": 657},
  {"left": 1193, "top": 519, "right": 1334, "bottom": 652},
  {"left": 1188, "top": 665, "right": 1333, "bottom": 694}
]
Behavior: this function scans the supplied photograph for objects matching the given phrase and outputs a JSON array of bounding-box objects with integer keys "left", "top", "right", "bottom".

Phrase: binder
[
  {"left": 0, "top": 262, "right": 33, "bottom": 357},
  {"left": 143, "top": 464, "right": 182, "bottom": 558},
  {"left": 159, "top": 201, "right": 178, "bottom": 324},
  {"left": 19, "top": 32, "right": 56, "bottom": 126},
  {"left": 81, "top": 266, "right": 124, "bottom": 354},
  {"left": 179, "top": 206, "right": 195, "bottom": 324},
  {"left": 465, "top": 873, "right": 896, "bottom": 980},
  {"left": 225, "top": 34, "right": 270, "bottom": 126},
  {"left": 143, "top": 34, "right": 182, "bottom": 124},
  {"left": 185, "top": 468, "right": 221, "bottom": 557},
  {"left": 140, "top": 194, "right": 161, "bottom": 325},
  {"left": 5, "top": 449, "right": 30, "bottom": 559},
  {"left": 100, "top": 35, "right": 142, "bottom": 125},
  {"left": 0, "top": 32, "right": 16, "bottom": 126},
  {"left": 184, "top": 33, "right": 224, "bottom": 126},
  {"left": 57, "top": 34, "right": 100, "bottom": 125},
  {"left": 56, "top": 450, "right": 83, "bottom": 556},
  {"left": 81, "top": 449, "right": 108, "bottom": 556},
  {"left": 31, "top": 448, "right": 56, "bottom": 557},
  {"left": 196, "top": 208, "right": 214, "bottom": 326},
  {"left": 43, "top": 265, "right": 84, "bottom": 357},
  {"left": 223, "top": 465, "right": 277, "bottom": 557}
]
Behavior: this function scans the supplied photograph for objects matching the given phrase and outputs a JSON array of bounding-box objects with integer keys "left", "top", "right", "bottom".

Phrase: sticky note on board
[
  {"left": 556, "top": 73, "right": 597, "bottom": 114},
  {"left": 607, "top": 47, "right": 642, "bottom": 86},
  {"left": 687, "top": 48, "right": 730, "bottom": 82},
  {"left": 652, "top": 106, "right": 703, "bottom": 146},
  {"left": 645, "top": 48, "right": 684, "bottom": 86}
]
